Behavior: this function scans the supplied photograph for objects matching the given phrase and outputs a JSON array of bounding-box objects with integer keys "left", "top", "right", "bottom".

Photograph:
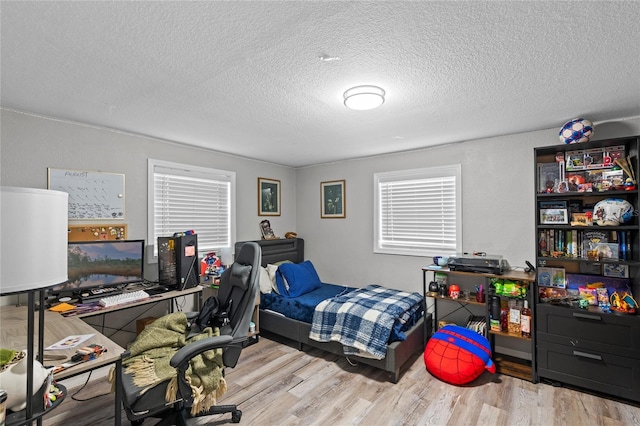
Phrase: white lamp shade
[{"left": 1, "top": 187, "right": 68, "bottom": 294}]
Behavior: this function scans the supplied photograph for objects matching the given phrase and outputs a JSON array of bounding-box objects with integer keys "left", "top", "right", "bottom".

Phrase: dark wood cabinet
[
  {"left": 534, "top": 135, "right": 640, "bottom": 403},
  {"left": 536, "top": 304, "right": 640, "bottom": 401}
]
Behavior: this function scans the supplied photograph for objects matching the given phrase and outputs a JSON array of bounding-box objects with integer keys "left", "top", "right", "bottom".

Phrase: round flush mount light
[{"left": 343, "top": 85, "right": 385, "bottom": 110}]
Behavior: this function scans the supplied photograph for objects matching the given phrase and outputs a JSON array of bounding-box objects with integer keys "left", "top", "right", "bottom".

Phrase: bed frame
[{"left": 235, "top": 238, "right": 432, "bottom": 383}]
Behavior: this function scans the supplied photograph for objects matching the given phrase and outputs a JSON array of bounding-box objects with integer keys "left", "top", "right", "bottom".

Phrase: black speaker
[{"left": 158, "top": 234, "right": 199, "bottom": 290}]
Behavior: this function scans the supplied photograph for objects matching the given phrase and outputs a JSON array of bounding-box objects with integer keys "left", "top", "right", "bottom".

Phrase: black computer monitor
[{"left": 52, "top": 239, "right": 145, "bottom": 294}]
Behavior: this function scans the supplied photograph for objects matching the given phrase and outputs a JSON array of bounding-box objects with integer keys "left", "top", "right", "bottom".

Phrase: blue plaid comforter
[{"left": 308, "top": 285, "right": 423, "bottom": 359}]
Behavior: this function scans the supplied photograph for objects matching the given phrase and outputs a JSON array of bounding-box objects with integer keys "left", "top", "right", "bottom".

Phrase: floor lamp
[{"left": 1, "top": 187, "right": 68, "bottom": 424}]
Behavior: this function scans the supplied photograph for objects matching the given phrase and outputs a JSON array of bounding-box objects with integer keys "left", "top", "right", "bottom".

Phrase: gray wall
[
  {"left": 0, "top": 109, "right": 297, "bottom": 247},
  {"left": 295, "top": 118, "right": 640, "bottom": 293},
  {"left": 2, "top": 107, "right": 639, "bottom": 354},
  {"left": 0, "top": 109, "right": 296, "bottom": 314},
  {"left": 293, "top": 117, "right": 640, "bottom": 359}
]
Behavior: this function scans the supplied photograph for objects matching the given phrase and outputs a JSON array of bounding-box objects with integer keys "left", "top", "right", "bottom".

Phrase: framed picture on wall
[
  {"left": 321, "top": 179, "right": 346, "bottom": 218},
  {"left": 258, "top": 177, "right": 281, "bottom": 216}
]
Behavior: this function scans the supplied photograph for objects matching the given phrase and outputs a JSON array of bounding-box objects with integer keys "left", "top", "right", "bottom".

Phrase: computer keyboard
[{"left": 99, "top": 290, "right": 150, "bottom": 307}]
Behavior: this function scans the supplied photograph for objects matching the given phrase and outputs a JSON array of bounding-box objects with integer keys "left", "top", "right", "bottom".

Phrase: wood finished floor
[{"left": 44, "top": 332, "right": 640, "bottom": 425}]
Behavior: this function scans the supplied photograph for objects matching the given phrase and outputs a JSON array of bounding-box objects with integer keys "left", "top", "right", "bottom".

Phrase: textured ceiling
[{"left": 2, "top": 1, "right": 639, "bottom": 167}]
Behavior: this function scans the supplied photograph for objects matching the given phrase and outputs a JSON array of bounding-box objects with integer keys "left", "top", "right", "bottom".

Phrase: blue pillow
[{"left": 275, "top": 260, "right": 323, "bottom": 298}]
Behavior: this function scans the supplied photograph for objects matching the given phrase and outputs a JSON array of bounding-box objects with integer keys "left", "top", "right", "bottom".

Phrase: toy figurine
[
  {"left": 201, "top": 252, "right": 221, "bottom": 276},
  {"left": 610, "top": 291, "right": 638, "bottom": 314},
  {"left": 449, "top": 284, "right": 460, "bottom": 299},
  {"left": 428, "top": 281, "right": 439, "bottom": 297},
  {"left": 438, "top": 283, "right": 448, "bottom": 297}
]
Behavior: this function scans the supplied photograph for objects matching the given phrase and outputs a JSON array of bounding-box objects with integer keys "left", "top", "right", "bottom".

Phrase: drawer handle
[
  {"left": 573, "top": 350, "right": 602, "bottom": 361},
  {"left": 572, "top": 312, "right": 602, "bottom": 321}
]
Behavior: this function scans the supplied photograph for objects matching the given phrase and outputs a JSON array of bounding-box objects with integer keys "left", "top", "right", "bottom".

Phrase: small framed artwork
[
  {"left": 603, "top": 263, "right": 629, "bottom": 278},
  {"left": 570, "top": 212, "right": 592, "bottom": 226},
  {"left": 258, "top": 177, "right": 281, "bottom": 216},
  {"left": 540, "top": 208, "right": 568, "bottom": 225},
  {"left": 537, "top": 162, "right": 561, "bottom": 193},
  {"left": 321, "top": 179, "right": 346, "bottom": 218},
  {"left": 555, "top": 180, "right": 569, "bottom": 193},
  {"left": 259, "top": 219, "right": 277, "bottom": 240},
  {"left": 538, "top": 267, "right": 566, "bottom": 288}
]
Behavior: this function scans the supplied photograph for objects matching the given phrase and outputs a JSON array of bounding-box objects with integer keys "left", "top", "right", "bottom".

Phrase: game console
[{"left": 447, "top": 253, "right": 509, "bottom": 275}]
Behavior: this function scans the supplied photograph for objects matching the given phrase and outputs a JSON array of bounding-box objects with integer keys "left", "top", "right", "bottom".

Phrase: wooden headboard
[{"left": 234, "top": 238, "right": 304, "bottom": 266}]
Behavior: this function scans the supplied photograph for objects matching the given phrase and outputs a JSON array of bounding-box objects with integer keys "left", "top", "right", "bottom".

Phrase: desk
[
  {"left": 0, "top": 306, "right": 125, "bottom": 426},
  {"left": 70, "top": 286, "right": 203, "bottom": 350},
  {"left": 1, "top": 286, "right": 203, "bottom": 425},
  {"left": 60, "top": 285, "right": 203, "bottom": 319}
]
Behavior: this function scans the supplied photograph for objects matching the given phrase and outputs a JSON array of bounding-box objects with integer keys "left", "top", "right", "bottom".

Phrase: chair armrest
[
  {"left": 184, "top": 311, "right": 199, "bottom": 321},
  {"left": 169, "top": 335, "right": 233, "bottom": 369}
]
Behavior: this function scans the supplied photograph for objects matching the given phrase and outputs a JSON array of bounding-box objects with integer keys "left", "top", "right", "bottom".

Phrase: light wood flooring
[{"left": 44, "top": 333, "right": 640, "bottom": 425}]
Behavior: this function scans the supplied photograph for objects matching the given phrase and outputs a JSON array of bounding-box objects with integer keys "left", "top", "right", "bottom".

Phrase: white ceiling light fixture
[{"left": 343, "top": 85, "right": 385, "bottom": 110}]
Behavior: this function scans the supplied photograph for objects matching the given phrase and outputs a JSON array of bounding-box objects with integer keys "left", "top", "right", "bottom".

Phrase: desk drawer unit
[
  {"left": 537, "top": 340, "right": 640, "bottom": 401},
  {"left": 536, "top": 304, "right": 640, "bottom": 357},
  {"left": 536, "top": 304, "right": 640, "bottom": 402}
]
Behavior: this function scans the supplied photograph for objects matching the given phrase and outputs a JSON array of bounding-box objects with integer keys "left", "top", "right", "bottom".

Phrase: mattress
[
  {"left": 260, "top": 283, "right": 424, "bottom": 343},
  {"left": 260, "top": 283, "right": 353, "bottom": 323}
]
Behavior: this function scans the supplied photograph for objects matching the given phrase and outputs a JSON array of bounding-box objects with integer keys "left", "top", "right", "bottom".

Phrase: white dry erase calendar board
[{"left": 48, "top": 168, "right": 125, "bottom": 219}]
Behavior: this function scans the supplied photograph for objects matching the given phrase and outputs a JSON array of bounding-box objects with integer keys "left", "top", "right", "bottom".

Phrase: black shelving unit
[
  {"left": 422, "top": 266, "right": 537, "bottom": 382},
  {"left": 534, "top": 135, "right": 640, "bottom": 403}
]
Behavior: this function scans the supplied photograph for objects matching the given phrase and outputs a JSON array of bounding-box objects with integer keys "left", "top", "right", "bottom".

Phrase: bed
[{"left": 235, "top": 238, "right": 432, "bottom": 383}]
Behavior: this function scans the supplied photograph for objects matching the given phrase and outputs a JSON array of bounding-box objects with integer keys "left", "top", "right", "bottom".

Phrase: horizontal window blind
[
  {"left": 149, "top": 160, "right": 235, "bottom": 258},
  {"left": 375, "top": 165, "right": 460, "bottom": 256}
]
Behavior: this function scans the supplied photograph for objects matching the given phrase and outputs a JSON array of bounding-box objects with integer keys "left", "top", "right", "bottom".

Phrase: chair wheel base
[{"left": 232, "top": 409, "right": 242, "bottom": 423}]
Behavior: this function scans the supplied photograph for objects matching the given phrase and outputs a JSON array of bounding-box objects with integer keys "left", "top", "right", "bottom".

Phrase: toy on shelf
[
  {"left": 201, "top": 252, "right": 221, "bottom": 276},
  {"left": 593, "top": 198, "right": 634, "bottom": 226},
  {"left": 610, "top": 291, "right": 638, "bottom": 314},
  {"left": 448, "top": 284, "right": 460, "bottom": 299},
  {"left": 491, "top": 279, "right": 528, "bottom": 299}
]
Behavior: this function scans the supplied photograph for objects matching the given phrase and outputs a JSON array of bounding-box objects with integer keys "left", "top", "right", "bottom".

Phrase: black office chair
[{"left": 119, "top": 242, "right": 261, "bottom": 425}]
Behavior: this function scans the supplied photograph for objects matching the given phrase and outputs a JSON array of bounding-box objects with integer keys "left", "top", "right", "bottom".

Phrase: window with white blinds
[
  {"left": 147, "top": 159, "right": 236, "bottom": 260},
  {"left": 374, "top": 165, "right": 461, "bottom": 257}
]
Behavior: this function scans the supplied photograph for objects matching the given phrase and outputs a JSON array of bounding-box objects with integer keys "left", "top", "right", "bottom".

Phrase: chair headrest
[{"left": 228, "top": 263, "right": 252, "bottom": 290}]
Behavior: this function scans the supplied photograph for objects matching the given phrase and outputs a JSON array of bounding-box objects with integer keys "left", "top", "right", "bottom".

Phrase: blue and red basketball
[{"left": 424, "top": 325, "right": 495, "bottom": 385}]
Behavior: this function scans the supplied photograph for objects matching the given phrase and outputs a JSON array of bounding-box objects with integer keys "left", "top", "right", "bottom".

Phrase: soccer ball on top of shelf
[{"left": 559, "top": 118, "right": 594, "bottom": 144}]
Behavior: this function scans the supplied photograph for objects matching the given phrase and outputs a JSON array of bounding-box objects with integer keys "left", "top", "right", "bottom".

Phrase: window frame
[
  {"left": 373, "top": 164, "right": 462, "bottom": 257},
  {"left": 147, "top": 159, "right": 236, "bottom": 263}
]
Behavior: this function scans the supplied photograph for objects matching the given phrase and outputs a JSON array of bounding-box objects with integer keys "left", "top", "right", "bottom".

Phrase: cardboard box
[{"left": 136, "top": 317, "right": 157, "bottom": 335}]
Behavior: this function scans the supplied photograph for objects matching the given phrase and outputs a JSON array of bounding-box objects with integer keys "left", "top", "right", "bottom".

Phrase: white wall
[{"left": 295, "top": 117, "right": 640, "bottom": 293}]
